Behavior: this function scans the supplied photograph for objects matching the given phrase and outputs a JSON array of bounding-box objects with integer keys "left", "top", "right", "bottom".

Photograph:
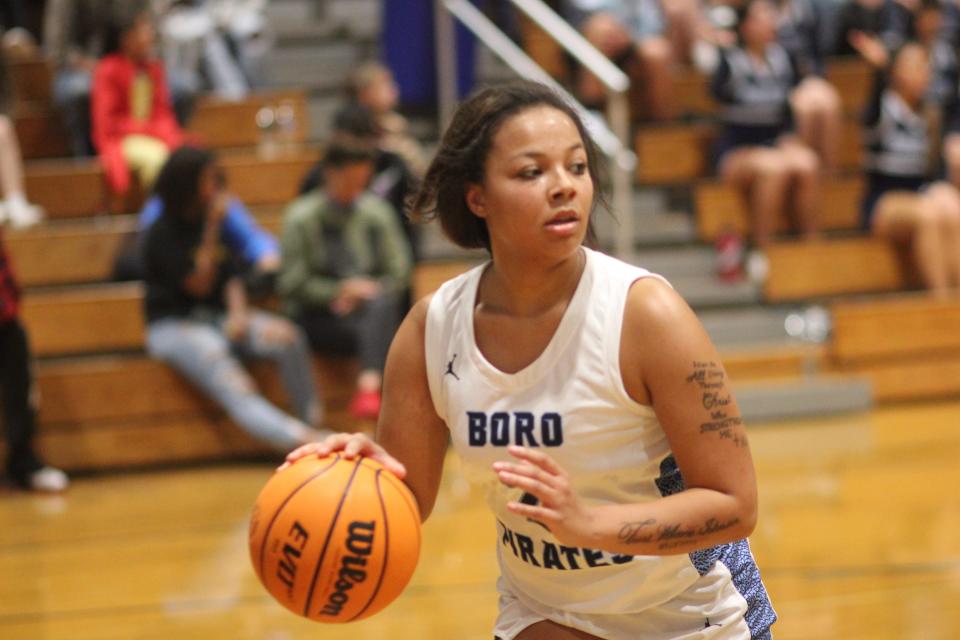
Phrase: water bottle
[
  {"left": 256, "top": 104, "right": 277, "bottom": 158},
  {"left": 275, "top": 99, "right": 298, "bottom": 152},
  {"left": 715, "top": 227, "right": 745, "bottom": 282}
]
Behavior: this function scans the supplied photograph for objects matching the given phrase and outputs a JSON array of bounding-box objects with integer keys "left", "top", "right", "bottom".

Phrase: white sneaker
[
  {"left": 746, "top": 250, "right": 770, "bottom": 284},
  {"left": 5, "top": 199, "right": 43, "bottom": 229},
  {"left": 28, "top": 466, "right": 70, "bottom": 492}
]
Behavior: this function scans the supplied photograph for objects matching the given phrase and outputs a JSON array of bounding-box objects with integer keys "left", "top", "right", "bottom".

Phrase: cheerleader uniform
[{"left": 710, "top": 43, "right": 800, "bottom": 170}]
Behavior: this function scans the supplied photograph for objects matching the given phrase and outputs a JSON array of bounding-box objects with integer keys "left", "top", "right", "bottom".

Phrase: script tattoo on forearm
[
  {"left": 686, "top": 361, "right": 749, "bottom": 448},
  {"left": 618, "top": 517, "right": 741, "bottom": 550}
]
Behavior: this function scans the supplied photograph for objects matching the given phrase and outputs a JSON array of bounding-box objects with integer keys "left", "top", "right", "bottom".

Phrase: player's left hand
[{"left": 493, "top": 445, "right": 595, "bottom": 548}]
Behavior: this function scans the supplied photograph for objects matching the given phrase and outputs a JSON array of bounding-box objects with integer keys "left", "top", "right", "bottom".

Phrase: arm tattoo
[
  {"left": 618, "top": 516, "right": 741, "bottom": 549},
  {"left": 686, "top": 361, "right": 749, "bottom": 448}
]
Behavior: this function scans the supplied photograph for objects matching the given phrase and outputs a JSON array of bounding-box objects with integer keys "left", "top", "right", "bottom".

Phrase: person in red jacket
[
  {"left": 91, "top": 5, "right": 185, "bottom": 196},
  {"left": 0, "top": 230, "right": 69, "bottom": 492}
]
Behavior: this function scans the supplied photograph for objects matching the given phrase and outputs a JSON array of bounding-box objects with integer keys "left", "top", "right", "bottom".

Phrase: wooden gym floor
[{"left": 2, "top": 400, "right": 959, "bottom": 640}]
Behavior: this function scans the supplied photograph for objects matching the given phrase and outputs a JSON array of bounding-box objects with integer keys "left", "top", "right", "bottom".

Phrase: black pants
[
  {"left": 0, "top": 319, "right": 43, "bottom": 484},
  {"left": 297, "top": 291, "right": 401, "bottom": 373}
]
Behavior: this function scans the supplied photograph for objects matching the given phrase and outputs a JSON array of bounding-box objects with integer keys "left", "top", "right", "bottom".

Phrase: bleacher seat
[
  {"left": 764, "top": 237, "right": 905, "bottom": 302},
  {"left": 829, "top": 296, "right": 960, "bottom": 401}
]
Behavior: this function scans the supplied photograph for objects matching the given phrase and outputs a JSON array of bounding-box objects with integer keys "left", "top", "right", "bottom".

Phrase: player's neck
[{"left": 481, "top": 248, "right": 585, "bottom": 317}]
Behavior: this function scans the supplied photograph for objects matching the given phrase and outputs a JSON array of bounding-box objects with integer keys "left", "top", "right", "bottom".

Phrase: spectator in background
[
  {"left": 112, "top": 155, "right": 279, "bottom": 287},
  {"left": 711, "top": 0, "right": 821, "bottom": 275},
  {"left": 343, "top": 62, "right": 428, "bottom": 181},
  {"left": 0, "top": 44, "right": 42, "bottom": 227},
  {"left": 834, "top": 0, "right": 895, "bottom": 56},
  {"left": 300, "top": 67, "right": 423, "bottom": 259},
  {"left": 44, "top": 0, "right": 196, "bottom": 157},
  {"left": 778, "top": 0, "right": 844, "bottom": 172},
  {"left": 565, "top": 0, "right": 675, "bottom": 119},
  {"left": 143, "top": 146, "right": 327, "bottom": 451},
  {"left": 860, "top": 42, "right": 960, "bottom": 297},
  {"left": 851, "top": 0, "right": 960, "bottom": 188},
  {"left": 152, "top": 0, "right": 273, "bottom": 101},
  {"left": 280, "top": 136, "right": 412, "bottom": 421},
  {"left": 0, "top": 0, "right": 39, "bottom": 58},
  {"left": 91, "top": 5, "right": 186, "bottom": 197},
  {"left": 0, "top": 230, "right": 69, "bottom": 492},
  {"left": 851, "top": 0, "right": 957, "bottom": 104}
]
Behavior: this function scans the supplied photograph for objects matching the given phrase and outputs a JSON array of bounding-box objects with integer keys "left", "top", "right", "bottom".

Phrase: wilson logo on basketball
[{"left": 320, "top": 520, "right": 376, "bottom": 617}]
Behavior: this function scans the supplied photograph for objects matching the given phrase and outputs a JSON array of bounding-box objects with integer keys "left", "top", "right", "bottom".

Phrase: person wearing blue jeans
[{"left": 142, "top": 146, "right": 327, "bottom": 451}]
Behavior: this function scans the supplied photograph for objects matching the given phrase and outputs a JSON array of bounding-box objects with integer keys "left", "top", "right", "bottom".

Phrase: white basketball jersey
[{"left": 423, "top": 248, "right": 697, "bottom": 609}]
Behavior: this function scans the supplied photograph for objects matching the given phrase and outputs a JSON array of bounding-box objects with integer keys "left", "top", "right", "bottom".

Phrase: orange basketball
[{"left": 248, "top": 453, "right": 421, "bottom": 622}]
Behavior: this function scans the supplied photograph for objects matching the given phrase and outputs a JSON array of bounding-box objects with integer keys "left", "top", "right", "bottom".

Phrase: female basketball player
[{"left": 283, "top": 82, "right": 776, "bottom": 639}]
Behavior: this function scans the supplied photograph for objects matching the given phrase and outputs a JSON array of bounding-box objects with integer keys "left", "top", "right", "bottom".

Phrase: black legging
[
  {"left": 297, "top": 290, "right": 401, "bottom": 373},
  {"left": 0, "top": 319, "right": 43, "bottom": 484}
]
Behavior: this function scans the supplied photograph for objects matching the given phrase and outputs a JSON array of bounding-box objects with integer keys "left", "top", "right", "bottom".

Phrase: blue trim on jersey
[{"left": 655, "top": 455, "right": 777, "bottom": 639}]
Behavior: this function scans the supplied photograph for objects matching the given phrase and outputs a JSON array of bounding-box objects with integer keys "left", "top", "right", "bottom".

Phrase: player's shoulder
[{"left": 623, "top": 276, "right": 698, "bottom": 337}]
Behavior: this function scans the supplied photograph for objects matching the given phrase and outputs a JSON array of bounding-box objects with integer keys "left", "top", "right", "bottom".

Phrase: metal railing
[{"left": 434, "top": 0, "right": 636, "bottom": 260}]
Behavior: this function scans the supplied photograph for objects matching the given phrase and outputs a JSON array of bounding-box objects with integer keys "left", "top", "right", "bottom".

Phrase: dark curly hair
[
  {"left": 408, "top": 81, "right": 606, "bottom": 251},
  {"left": 153, "top": 145, "right": 219, "bottom": 222}
]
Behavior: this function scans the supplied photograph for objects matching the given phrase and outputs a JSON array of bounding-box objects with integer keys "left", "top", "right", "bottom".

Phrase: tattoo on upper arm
[
  {"left": 618, "top": 516, "right": 741, "bottom": 549},
  {"left": 686, "top": 361, "right": 748, "bottom": 448}
]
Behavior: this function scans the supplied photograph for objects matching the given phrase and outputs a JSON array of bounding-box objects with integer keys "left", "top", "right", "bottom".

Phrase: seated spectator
[
  {"left": 44, "top": 0, "right": 196, "bottom": 157},
  {"left": 279, "top": 136, "right": 413, "bottom": 421},
  {"left": 143, "top": 146, "right": 327, "bottom": 451},
  {"left": 153, "top": 0, "right": 273, "bottom": 101},
  {"left": 711, "top": 0, "right": 820, "bottom": 267},
  {"left": 861, "top": 42, "right": 960, "bottom": 297},
  {"left": 779, "top": 0, "right": 844, "bottom": 172},
  {"left": 1, "top": 230, "right": 69, "bottom": 492},
  {"left": 850, "top": 0, "right": 957, "bottom": 102},
  {"left": 300, "top": 96, "right": 421, "bottom": 260},
  {"left": 91, "top": 5, "right": 187, "bottom": 197},
  {"left": 0, "top": 44, "right": 42, "bottom": 227},
  {"left": 834, "top": 0, "right": 895, "bottom": 57},
  {"left": 343, "top": 62, "right": 428, "bottom": 180},
  {"left": 114, "top": 181, "right": 280, "bottom": 285},
  {"left": 565, "top": 0, "right": 675, "bottom": 119}
]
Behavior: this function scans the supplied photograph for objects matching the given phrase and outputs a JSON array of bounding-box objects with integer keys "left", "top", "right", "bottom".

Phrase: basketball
[{"left": 248, "top": 453, "right": 421, "bottom": 623}]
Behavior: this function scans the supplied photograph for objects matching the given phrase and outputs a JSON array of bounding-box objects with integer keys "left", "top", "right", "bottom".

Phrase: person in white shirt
[{"left": 282, "top": 81, "right": 776, "bottom": 639}]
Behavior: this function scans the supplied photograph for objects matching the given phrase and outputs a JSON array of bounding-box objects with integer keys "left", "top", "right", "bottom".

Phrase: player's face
[{"left": 467, "top": 105, "right": 593, "bottom": 262}]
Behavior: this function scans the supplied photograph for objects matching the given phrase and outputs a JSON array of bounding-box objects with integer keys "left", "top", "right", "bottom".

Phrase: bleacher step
[
  {"left": 263, "top": 44, "right": 359, "bottom": 92},
  {"left": 669, "top": 274, "right": 761, "bottom": 309},
  {"left": 699, "top": 308, "right": 797, "bottom": 348},
  {"left": 633, "top": 246, "right": 715, "bottom": 278},
  {"left": 736, "top": 377, "right": 873, "bottom": 422},
  {"left": 266, "top": 0, "right": 379, "bottom": 38}
]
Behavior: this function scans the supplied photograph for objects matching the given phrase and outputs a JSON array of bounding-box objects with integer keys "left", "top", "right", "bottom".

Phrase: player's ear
[{"left": 465, "top": 183, "right": 486, "bottom": 218}]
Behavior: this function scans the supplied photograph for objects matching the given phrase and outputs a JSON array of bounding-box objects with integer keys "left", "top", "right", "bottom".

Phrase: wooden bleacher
[
  {"left": 636, "top": 117, "right": 863, "bottom": 185},
  {"left": 670, "top": 57, "right": 873, "bottom": 119},
  {"left": 828, "top": 296, "right": 960, "bottom": 402},
  {"left": 24, "top": 147, "right": 319, "bottom": 218},
  {"left": 18, "top": 281, "right": 368, "bottom": 471},
  {"left": 763, "top": 237, "right": 905, "bottom": 302},
  {"left": 693, "top": 174, "right": 864, "bottom": 242},
  {"left": 8, "top": 56, "right": 309, "bottom": 159}
]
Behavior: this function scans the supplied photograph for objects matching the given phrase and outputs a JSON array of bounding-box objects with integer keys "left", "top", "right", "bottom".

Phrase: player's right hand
[{"left": 278, "top": 432, "right": 407, "bottom": 480}]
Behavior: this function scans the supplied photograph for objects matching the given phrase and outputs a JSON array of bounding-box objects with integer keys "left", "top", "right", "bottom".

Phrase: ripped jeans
[{"left": 146, "top": 310, "right": 322, "bottom": 451}]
